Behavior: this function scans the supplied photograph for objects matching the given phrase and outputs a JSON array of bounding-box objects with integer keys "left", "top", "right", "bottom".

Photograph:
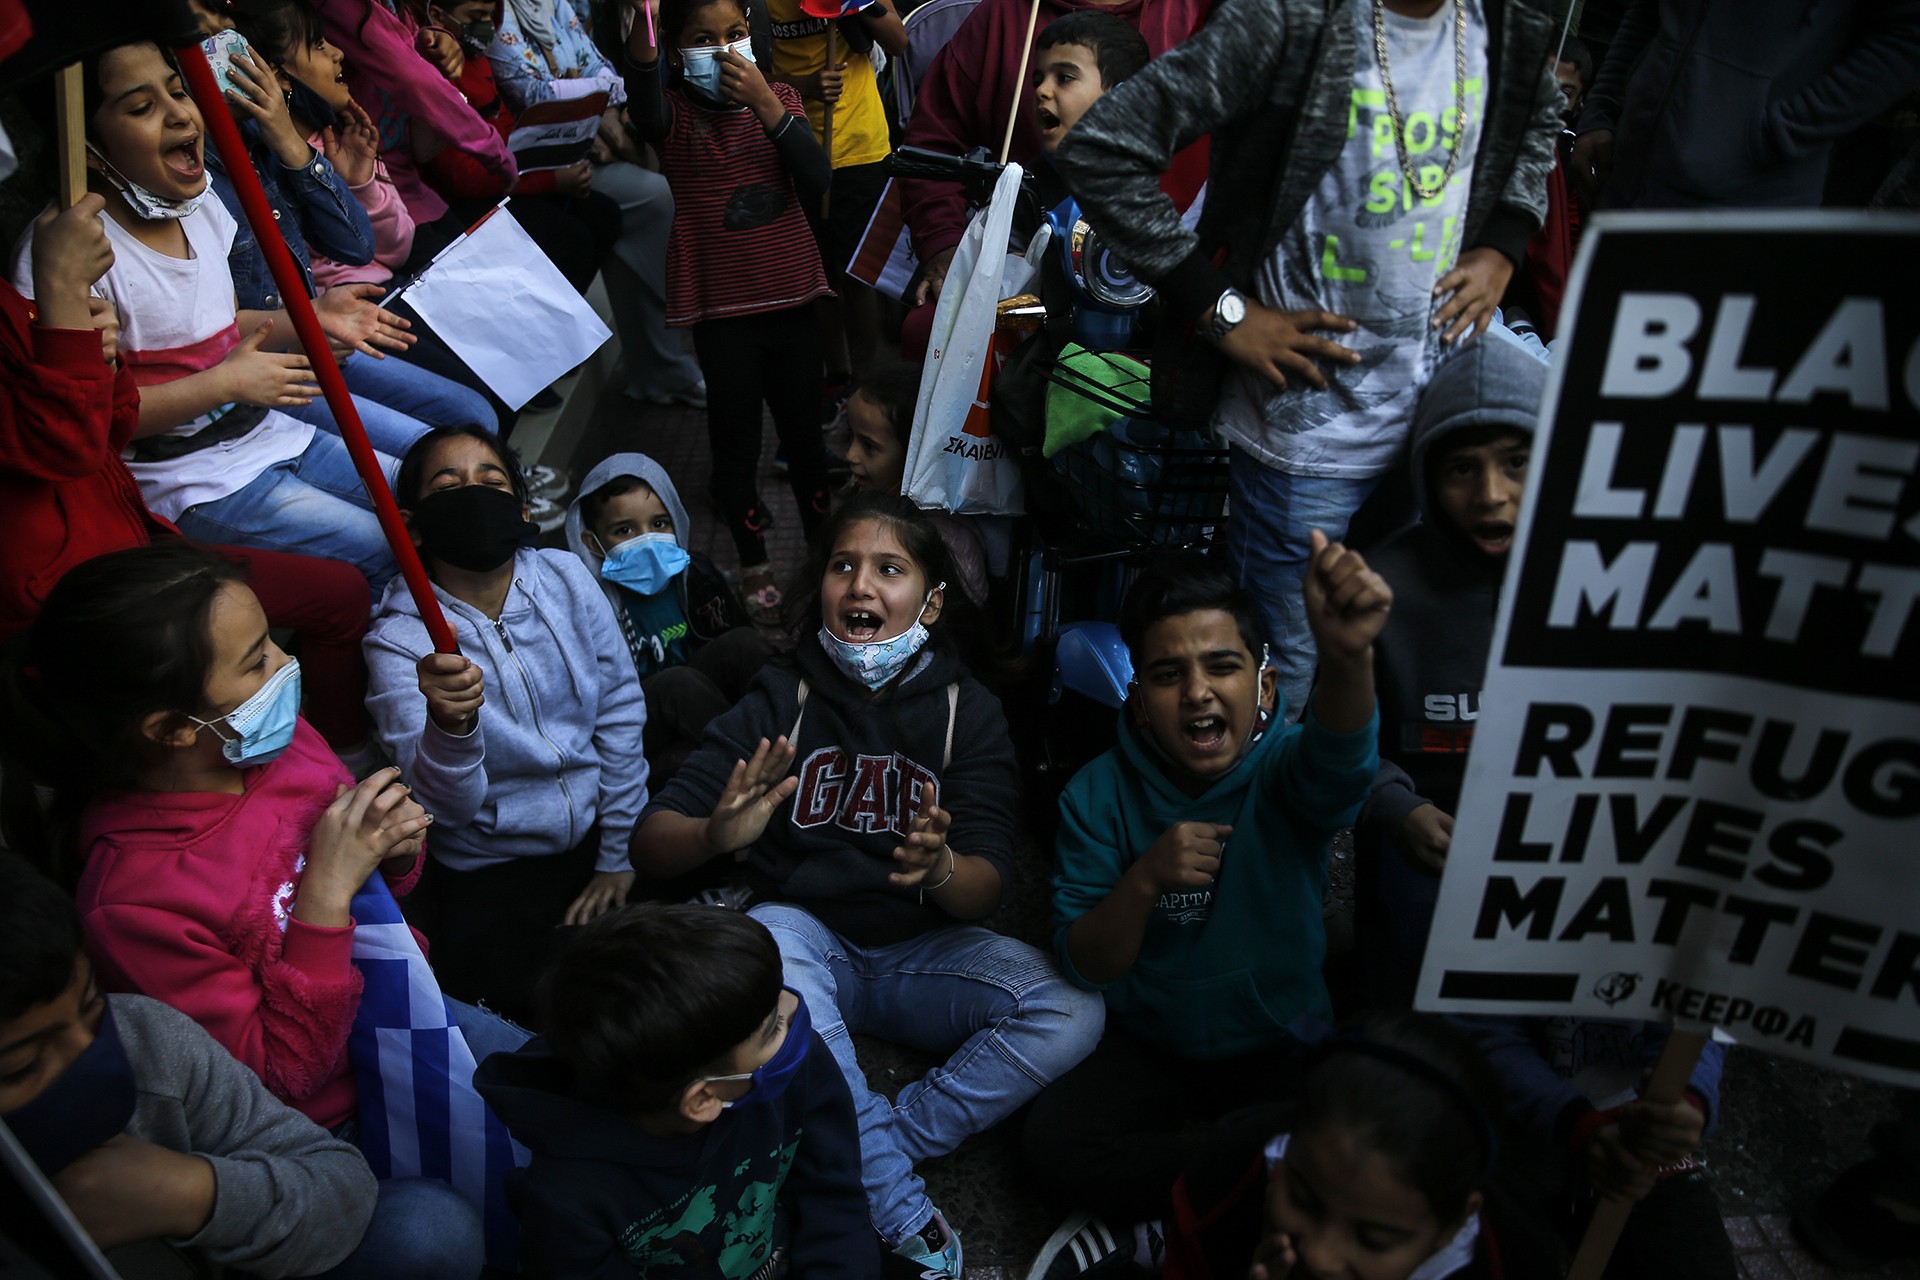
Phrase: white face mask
[
  {"left": 86, "top": 142, "right": 207, "bottom": 221},
  {"left": 678, "top": 36, "right": 756, "bottom": 99},
  {"left": 818, "top": 585, "right": 944, "bottom": 690}
]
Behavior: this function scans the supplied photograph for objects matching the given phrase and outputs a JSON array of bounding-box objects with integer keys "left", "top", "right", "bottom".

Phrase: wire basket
[{"left": 1042, "top": 352, "right": 1229, "bottom": 549}]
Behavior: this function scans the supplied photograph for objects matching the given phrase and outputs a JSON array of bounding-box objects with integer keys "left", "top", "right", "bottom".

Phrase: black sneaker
[{"left": 1024, "top": 1213, "right": 1148, "bottom": 1280}]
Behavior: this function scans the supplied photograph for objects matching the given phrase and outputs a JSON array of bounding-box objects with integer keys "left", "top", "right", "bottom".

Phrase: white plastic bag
[{"left": 902, "top": 163, "right": 1037, "bottom": 516}]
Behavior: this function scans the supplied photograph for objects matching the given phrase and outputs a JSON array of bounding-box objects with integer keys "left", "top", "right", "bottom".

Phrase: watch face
[{"left": 1219, "top": 292, "right": 1246, "bottom": 325}]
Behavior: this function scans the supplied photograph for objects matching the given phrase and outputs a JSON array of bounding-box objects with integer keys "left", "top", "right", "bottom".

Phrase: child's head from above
[
  {"left": 1412, "top": 339, "right": 1541, "bottom": 560},
  {"left": 19, "top": 545, "right": 291, "bottom": 788},
  {"left": 660, "top": 0, "right": 752, "bottom": 66},
  {"left": 80, "top": 42, "right": 208, "bottom": 212},
  {"left": 808, "top": 492, "right": 950, "bottom": 650},
  {"left": 1119, "top": 553, "right": 1275, "bottom": 786},
  {"left": 0, "top": 854, "right": 97, "bottom": 1119},
  {"left": 843, "top": 362, "right": 921, "bottom": 494},
  {"left": 1274, "top": 1014, "right": 1499, "bottom": 1280},
  {"left": 583, "top": 476, "right": 677, "bottom": 557},
  {"left": 1033, "top": 12, "right": 1148, "bottom": 154},
  {"left": 540, "top": 904, "right": 798, "bottom": 1130},
  {"left": 396, "top": 425, "right": 539, "bottom": 577},
  {"left": 235, "top": 0, "right": 353, "bottom": 120}
]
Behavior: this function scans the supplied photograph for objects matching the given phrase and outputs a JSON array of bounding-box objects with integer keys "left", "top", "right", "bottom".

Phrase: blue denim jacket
[{"left": 207, "top": 119, "right": 376, "bottom": 310}]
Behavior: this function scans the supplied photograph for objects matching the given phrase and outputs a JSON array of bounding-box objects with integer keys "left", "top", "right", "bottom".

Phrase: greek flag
[{"left": 348, "top": 876, "right": 528, "bottom": 1269}]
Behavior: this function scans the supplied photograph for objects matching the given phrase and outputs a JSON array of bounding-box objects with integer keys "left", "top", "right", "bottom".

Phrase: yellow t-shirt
[{"left": 765, "top": 0, "right": 892, "bottom": 169}]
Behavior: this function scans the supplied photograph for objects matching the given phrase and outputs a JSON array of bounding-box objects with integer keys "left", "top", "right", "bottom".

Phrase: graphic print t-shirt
[{"left": 1217, "top": 0, "right": 1487, "bottom": 478}]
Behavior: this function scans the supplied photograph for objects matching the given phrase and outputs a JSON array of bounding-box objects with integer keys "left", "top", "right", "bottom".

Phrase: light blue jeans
[
  {"left": 1226, "top": 448, "right": 1384, "bottom": 720},
  {"left": 750, "top": 903, "right": 1106, "bottom": 1245},
  {"left": 173, "top": 429, "right": 400, "bottom": 593},
  {"left": 289, "top": 353, "right": 495, "bottom": 478}
]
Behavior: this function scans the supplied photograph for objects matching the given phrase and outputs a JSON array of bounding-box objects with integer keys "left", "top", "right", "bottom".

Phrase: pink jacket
[
  {"left": 316, "top": 0, "right": 516, "bottom": 223},
  {"left": 313, "top": 153, "right": 416, "bottom": 290},
  {"left": 77, "top": 720, "right": 422, "bottom": 1129}
]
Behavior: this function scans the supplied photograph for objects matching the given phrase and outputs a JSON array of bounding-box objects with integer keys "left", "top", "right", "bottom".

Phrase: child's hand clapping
[
  {"left": 1302, "top": 528, "right": 1392, "bottom": 661},
  {"left": 1135, "top": 821, "right": 1231, "bottom": 894},
  {"left": 314, "top": 283, "right": 416, "bottom": 359},
  {"left": 219, "top": 318, "right": 320, "bottom": 408},
  {"left": 707, "top": 736, "right": 799, "bottom": 855},
  {"left": 299, "top": 769, "right": 432, "bottom": 926},
  {"left": 322, "top": 102, "right": 381, "bottom": 188},
  {"left": 889, "top": 781, "right": 953, "bottom": 889},
  {"left": 417, "top": 652, "right": 485, "bottom": 733}
]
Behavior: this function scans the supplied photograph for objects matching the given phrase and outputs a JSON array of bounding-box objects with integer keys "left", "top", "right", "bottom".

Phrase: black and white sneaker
[{"left": 1024, "top": 1213, "right": 1149, "bottom": 1280}]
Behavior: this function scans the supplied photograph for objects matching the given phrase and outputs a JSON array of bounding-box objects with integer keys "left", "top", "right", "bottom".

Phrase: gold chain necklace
[{"left": 1372, "top": 0, "right": 1469, "bottom": 202}]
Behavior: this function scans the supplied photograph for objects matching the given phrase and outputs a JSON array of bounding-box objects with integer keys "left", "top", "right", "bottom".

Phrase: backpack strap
[
  {"left": 789, "top": 679, "right": 811, "bottom": 742},
  {"left": 944, "top": 682, "right": 958, "bottom": 772}
]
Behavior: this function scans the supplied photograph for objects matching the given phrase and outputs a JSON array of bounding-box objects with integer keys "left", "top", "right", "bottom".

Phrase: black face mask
[
  {"left": 410, "top": 485, "right": 539, "bottom": 573},
  {"left": 460, "top": 19, "right": 496, "bottom": 48},
  {"left": 283, "top": 72, "right": 340, "bottom": 131},
  {"left": 1, "top": 999, "right": 138, "bottom": 1176}
]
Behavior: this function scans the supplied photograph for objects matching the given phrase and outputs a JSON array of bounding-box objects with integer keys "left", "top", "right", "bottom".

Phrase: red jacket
[
  {"left": 425, "top": 53, "right": 564, "bottom": 202},
  {"left": 0, "top": 284, "right": 169, "bottom": 642},
  {"left": 78, "top": 721, "right": 423, "bottom": 1128},
  {"left": 899, "top": 0, "right": 1212, "bottom": 264}
]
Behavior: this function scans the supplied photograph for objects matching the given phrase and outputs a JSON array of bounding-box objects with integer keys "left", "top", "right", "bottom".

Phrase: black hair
[
  {"left": 659, "top": 0, "right": 748, "bottom": 56},
  {"left": 538, "top": 904, "right": 783, "bottom": 1112},
  {"left": 232, "top": 0, "right": 329, "bottom": 66},
  {"left": 848, "top": 361, "right": 922, "bottom": 456},
  {"left": 0, "top": 544, "right": 249, "bottom": 886},
  {"left": 0, "top": 854, "right": 86, "bottom": 1023},
  {"left": 1036, "top": 12, "right": 1149, "bottom": 88},
  {"left": 22, "top": 41, "right": 184, "bottom": 152},
  {"left": 1557, "top": 36, "right": 1592, "bottom": 89},
  {"left": 580, "top": 474, "right": 658, "bottom": 534},
  {"left": 1117, "top": 551, "right": 1265, "bottom": 665},
  {"left": 1294, "top": 1013, "right": 1503, "bottom": 1225},
  {"left": 394, "top": 423, "right": 529, "bottom": 507}
]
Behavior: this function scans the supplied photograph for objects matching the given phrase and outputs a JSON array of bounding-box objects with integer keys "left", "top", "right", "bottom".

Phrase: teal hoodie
[{"left": 1052, "top": 707, "right": 1378, "bottom": 1059}]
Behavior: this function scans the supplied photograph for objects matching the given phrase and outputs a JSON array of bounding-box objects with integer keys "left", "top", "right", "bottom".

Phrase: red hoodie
[
  {"left": 899, "top": 0, "right": 1212, "bottom": 265},
  {"left": 0, "top": 284, "right": 169, "bottom": 642},
  {"left": 78, "top": 721, "right": 422, "bottom": 1129}
]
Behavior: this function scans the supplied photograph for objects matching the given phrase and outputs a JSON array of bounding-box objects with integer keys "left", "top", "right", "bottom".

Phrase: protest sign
[{"left": 1417, "top": 211, "right": 1920, "bottom": 1090}]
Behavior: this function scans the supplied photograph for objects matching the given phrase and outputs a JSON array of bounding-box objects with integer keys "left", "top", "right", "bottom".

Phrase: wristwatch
[{"left": 1204, "top": 287, "right": 1247, "bottom": 343}]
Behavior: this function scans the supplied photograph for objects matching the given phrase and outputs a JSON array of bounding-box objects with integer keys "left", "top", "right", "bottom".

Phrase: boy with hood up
[
  {"left": 1355, "top": 334, "right": 1541, "bottom": 1005},
  {"left": 565, "top": 453, "right": 773, "bottom": 781}
]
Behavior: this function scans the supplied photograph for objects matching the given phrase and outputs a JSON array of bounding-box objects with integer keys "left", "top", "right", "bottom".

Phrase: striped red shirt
[{"left": 659, "top": 81, "right": 830, "bottom": 326}]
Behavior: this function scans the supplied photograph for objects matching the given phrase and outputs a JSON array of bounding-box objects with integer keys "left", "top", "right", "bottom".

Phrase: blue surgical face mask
[
  {"left": 1, "top": 998, "right": 138, "bottom": 1176},
  {"left": 677, "top": 36, "right": 755, "bottom": 99},
  {"left": 599, "top": 532, "right": 691, "bottom": 596},
  {"left": 818, "top": 584, "right": 944, "bottom": 690},
  {"left": 701, "top": 988, "right": 811, "bottom": 1109},
  {"left": 188, "top": 658, "right": 302, "bottom": 767}
]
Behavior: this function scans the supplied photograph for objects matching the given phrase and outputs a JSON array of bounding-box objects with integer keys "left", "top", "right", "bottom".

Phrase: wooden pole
[
  {"left": 1565, "top": 1028, "right": 1709, "bottom": 1280},
  {"left": 998, "top": 0, "right": 1043, "bottom": 164},
  {"left": 53, "top": 63, "right": 86, "bottom": 208}
]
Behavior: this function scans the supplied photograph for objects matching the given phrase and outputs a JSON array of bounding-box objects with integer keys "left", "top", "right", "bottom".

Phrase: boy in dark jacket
[
  {"left": 1356, "top": 335, "right": 1541, "bottom": 1006},
  {"left": 566, "top": 452, "right": 773, "bottom": 781},
  {"left": 1022, "top": 538, "right": 1389, "bottom": 1267},
  {"left": 474, "top": 904, "right": 874, "bottom": 1280}
]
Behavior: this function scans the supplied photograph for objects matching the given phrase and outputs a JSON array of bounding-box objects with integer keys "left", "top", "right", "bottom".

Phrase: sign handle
[
  {"left": 53, "top": 63, "right": 87, "bottom": 208},
  {"left": 1566, "top": 1028, "right": 1709, "bottom": 1280},
  {"left": 999, "top": 0, "right": 1042, "bottom": 164}
]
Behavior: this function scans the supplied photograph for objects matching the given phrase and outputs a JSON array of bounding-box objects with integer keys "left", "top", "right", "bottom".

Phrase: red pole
[{"left": 172, "top": 37, "right": 461, "bottom": 655}]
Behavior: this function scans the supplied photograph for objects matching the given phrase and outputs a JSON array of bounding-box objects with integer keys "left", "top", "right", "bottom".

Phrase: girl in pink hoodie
[{"left": 3, "top": 543, "right": 427, "bottom": 1131}]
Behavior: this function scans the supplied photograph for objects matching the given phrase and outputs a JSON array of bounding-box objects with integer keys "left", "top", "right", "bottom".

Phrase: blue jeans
[
  {"left": 291, "top": 352, "right": 495, "bottom": 474},
  {"left": 319, "top": 1176, "right": 485, "bottom": 1280},
  {"left": 446, "top": 996, "right": 534, "bottom": 1068},
  {"left": 1226, "top": 450, "right": 1383, "bottom": 720},
  {"left": 173, "top": 429, "right": 400, "bottom": 593},
  {"left": 749, "top": 903, "right": 1106, "bottom": 1245}
]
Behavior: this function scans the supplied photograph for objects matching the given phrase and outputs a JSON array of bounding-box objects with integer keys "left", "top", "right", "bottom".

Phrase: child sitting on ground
[
  {"left": 0, "top": 854, "right": 484, "bottom": 1280},
  {"left": 841, "top": 361, "right": 988, "bottom": 606},
  {"left": 1147, "top": 1013, "right": 1561, "bottom": 1280},
  {"left": 364, "top": 426, "right": 648, "bottom": 1025},
  {"left": 565, "top": 452, "right": 771, "bottom": 783},
  {"left": 1355, "top": 337, "right": 1543, "bottom": 1007},
  {"left": 635, "top": 492, "right": 1106, "bottom": 1277},
  {"left": 475, "top": 903, "right": 874, "bottom": 1278},
  {"left": 1020, "top": 541, "right": 1387, "bottom": 1264}
]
